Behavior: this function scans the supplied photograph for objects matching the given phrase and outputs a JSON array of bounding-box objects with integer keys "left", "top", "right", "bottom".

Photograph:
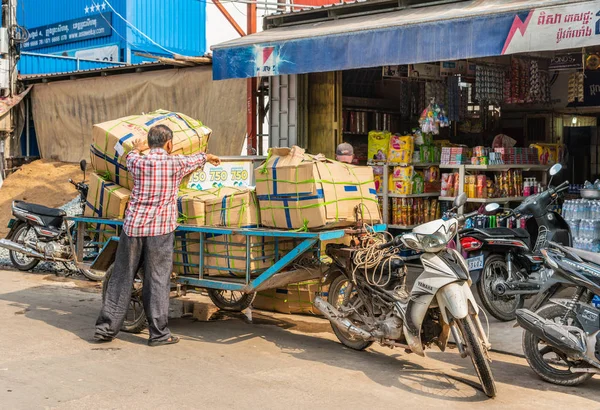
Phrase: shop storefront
[{"left": 213, "top": 0, "right": 600, "bottom": 252}]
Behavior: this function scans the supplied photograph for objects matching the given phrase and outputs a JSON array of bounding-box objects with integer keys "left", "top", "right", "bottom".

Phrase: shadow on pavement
[{"left": 2, "top": 283, "right": 599, "bottom": 403}]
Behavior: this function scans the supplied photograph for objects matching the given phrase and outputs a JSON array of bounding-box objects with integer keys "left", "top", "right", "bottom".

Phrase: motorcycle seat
[
  {"left": 13, "top": 201, "right": 66, "bottom": 217},
  {"left": 477, "top": 227, "right": 530, "bottom": 239},
  {"left": 568, "top": 247, "right": 600, "bottom": 267}
]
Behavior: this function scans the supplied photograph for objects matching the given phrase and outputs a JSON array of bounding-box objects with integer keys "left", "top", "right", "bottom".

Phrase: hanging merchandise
[
  {"left": 529, "top": 59, "right": 541, "bottom": 103},
  {"left": 568, "top": 72, "right": 585, "bottom": 103},
  {"left": 425, "top": 80, "right": 448, "bottom": 107},
  {"left": 447, "top": 76, "right": 460, "bottom": 122},
  {"left": 475, "top": 65, "right": 504, "bottom": 104},
  {"left": 419, "top": 100, "right": 449, "bottom": 135}
]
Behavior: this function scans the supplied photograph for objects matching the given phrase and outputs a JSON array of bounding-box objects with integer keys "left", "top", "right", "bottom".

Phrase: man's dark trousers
[{"left": 95, "top": 231, "right": 175, "bottom": 342}]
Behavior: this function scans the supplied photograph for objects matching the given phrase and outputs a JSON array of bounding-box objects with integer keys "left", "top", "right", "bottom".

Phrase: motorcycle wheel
[
  {"left": 522, "top": 304, "right": 593, "bottom": 386},
  {"left": 456, "top": 315, "right": 497, "bottom": 398},
  {"left": 327, "top": 275, "right": 373, "bottom": 351},
  {"left": 9, "top": 224, "right": 40, "bottom": 271},
  {"left": 102, "top": 263, "right": 147, "bottom": 334},
  {"left": 80, "top": 267, "right": 105, "bottom": 282},
  {"left": 209, "top": 289, "right": 255, "bottom": 312},
  {"left": 477, "top": 254, "right": 524, "bottom": 321}
]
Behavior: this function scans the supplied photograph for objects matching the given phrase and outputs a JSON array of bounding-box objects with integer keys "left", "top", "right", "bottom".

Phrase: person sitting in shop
[{"left": 336, "top": 142, "right": 354, "bottom": 164}]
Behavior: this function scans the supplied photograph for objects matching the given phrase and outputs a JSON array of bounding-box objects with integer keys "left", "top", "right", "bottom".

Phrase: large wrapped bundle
[
  {"left": 90, "top": 110, "right": 211, "bottom": 190},
  {"left": 254, "top": 146, "right": 381, "bottom": 229},
  {"left": 84, "top": 172, "right": 131, "bottom": 241},
  {"left": 173, "top": 187, "right": 291, "bottom": 277}
]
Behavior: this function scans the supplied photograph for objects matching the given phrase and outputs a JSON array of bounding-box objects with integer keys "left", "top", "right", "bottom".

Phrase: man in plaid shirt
[{"left": 95, "top": 124, "right": 220, "bottom": 346}]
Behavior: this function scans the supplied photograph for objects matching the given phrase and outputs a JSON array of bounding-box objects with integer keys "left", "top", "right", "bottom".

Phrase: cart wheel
[
  {"left": 102, "top": 263, "right": 147, "bottom": 333},
  {"left": 208, "top": 289, "right": 255, "bottom": 312}
]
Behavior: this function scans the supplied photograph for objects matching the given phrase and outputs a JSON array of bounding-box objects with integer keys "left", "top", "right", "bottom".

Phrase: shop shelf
[
  {"left": 378, "top": 192, "right": 441, "bottom": 198},
  {"left": 368, "top": 161, "right": 440, "bottom": 168},
  {"left": 388, "top": 224, "right": 417, "bottom": 230},
  {"left": 343, "top": 132, "right": 369, "bottom": 136},
  {"left": 439, "top": 164, "right": 549, "bottom": 171},
  {"left": 439, "top": 196, "right": 525, "bottom": 203}
]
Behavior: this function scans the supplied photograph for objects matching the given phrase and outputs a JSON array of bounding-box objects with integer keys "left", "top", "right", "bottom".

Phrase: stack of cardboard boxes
[{"left": 86, "top": 113, "right": 380, "bottom": 315}]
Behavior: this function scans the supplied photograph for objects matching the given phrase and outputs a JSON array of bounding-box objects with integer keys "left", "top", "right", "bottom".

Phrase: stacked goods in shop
[
  {"left": 504, "top": 58, "right": 551, "bottom": 105},
  {"left": 373, "top": 166, "right": 384, "bottom": 194},
  {"left": 440, "top": 173, "right": 459, "bottom": 197},
  {"left": 494, "top": 170, "right": 523, "bottom": 197},
  {"left": 529, "top": 143, "right": 564, "bottom": 165},
  {"left": 568, "top": 72, "right": 585, "bottom": 103},
  {"left": 391, "top": 198, "right": 440, "bottom": 226},
  {"left": 440, "top": 147, "right": 471, "bottom": 165},
  {"left": 388, "top": 134, "right": 413, "bottom": 164},
  {"left": 424, "top": 166, "right": 440, "bottom": 193},
  {"left": 85, "top": 172, "right": 131, "bottom": 241},
  {"left": 367, "top": 131, "right": 391, "bottom": 161},
  {"left": 255, "top": 146, "right": 381, "bottom": 229},
  {"left": 253, "top": 280, "right": 329, "bottom": 315},
  {"left": 493, "top": 147, "right": 540, "bottom": 165},
  {"left": 90, "top": 110, "right": 212, "bottom": 190},
  {"left": 173, "top": 186, "right": 292, "bottom": 277},
  {"left": 389, "top": 166, "right": 413, "bottom": 195}
]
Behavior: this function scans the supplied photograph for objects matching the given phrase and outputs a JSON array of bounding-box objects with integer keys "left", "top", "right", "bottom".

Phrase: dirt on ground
[{"left": 0, "top": 160, "right": 82, "bottom": 236}]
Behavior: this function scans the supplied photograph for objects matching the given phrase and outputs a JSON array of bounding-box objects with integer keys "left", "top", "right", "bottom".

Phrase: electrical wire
[{"left": 101, "top": 0, "right": 176, "bottom": 56}]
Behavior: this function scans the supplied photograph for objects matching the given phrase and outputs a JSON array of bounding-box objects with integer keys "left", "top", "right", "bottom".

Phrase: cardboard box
[
  {"left": 173, "top": 186, "right": 294, "bottom": 277},
  {"left": 255, "top": 146, "right": 381, "bottom": 229},
  {"left": 90, "top": 110, "right": 211, "bottom": 190},
  {"left": 252, "top": 280, "right": 329, "bottom": 315},
  {"left": 84, "top": 172, "right": 131, "bottom": 241}
]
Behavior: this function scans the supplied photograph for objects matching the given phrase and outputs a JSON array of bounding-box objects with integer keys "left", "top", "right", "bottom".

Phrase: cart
[{"left": 67, "top": 216, "right": 385, "bottom": 332}]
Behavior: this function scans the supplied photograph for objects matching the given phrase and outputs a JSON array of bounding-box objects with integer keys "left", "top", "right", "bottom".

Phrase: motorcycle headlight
[{"left": 420, "top": 232, "right": 448, "bottom": 253}]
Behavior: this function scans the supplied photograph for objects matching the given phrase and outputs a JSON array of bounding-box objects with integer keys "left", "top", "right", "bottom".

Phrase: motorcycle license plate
[{"left": 467, "top": 255, "right": 484, "bottom": 271}]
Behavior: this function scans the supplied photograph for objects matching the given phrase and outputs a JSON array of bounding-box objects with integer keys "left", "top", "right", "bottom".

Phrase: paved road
[{"left": 0, "top": 269, "right": 598, "bottom": 409}]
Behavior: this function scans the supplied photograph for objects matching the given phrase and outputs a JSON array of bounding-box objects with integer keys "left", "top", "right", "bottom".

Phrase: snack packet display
[
  {"left": 368, "top": 131, "right": 391, "bottom": 161},
  {"left": 388, "top": 134, "right": 414, "bottom": 163}
]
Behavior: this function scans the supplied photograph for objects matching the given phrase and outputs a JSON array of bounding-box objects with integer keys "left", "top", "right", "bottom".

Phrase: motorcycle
[
  {"left": 459, "top": 164, "right": 571, "bottom": 321},
  {"left": 517, "top": 241, "right": 600, "bottom": 385},
  {"left": 315, "top": 194, "right": 497, "bottom": 398},
  {"left": 0, "top": 160, "right": 103, "bottom": 281}
]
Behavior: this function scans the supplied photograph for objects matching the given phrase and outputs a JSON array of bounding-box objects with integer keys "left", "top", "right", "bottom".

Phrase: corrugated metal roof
[
  {"left": 19, "top": 59, "right": 211, "bottom": 83},
  {"left": 19, "top": 52, "right": 124, "bottom": 75}
]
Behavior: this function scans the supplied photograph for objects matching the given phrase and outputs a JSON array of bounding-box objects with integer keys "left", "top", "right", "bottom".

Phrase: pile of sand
[{"left": 0, "top": 160, "right": 83, "bottom": 236}]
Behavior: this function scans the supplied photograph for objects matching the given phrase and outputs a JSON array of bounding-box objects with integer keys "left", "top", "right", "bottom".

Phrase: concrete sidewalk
[{"left": 1, "top": 269, "right": 599, "bottom": 409}]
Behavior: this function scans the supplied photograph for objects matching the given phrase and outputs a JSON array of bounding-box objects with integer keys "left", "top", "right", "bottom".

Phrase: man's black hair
[{"left": 147, "top": 124, "right": 173, "bottom": 148}]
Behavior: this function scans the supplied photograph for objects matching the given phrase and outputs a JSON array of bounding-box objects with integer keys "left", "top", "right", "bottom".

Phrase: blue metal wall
[
  {"left": 19, "top": 52, "right": 123, "bottom": 75},
  {"left": 18, "top": 0, "right": 206, "bottom": 72}
]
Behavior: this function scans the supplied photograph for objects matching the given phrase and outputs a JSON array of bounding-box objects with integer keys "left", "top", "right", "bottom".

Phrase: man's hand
[
  {"left": 131, "top": 138, "right": 149, "bottom": 152},
  {"left": 206, "top": 154, "right": 221, "bottom": 166}
]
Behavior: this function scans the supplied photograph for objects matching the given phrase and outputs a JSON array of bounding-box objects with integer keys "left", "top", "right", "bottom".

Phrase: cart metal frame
[{"left": 67, "top": 216, "right": 386, "bottom": 294}]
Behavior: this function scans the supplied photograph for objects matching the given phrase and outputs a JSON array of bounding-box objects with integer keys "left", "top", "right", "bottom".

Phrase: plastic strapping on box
[{"left": 176, "top": 198, "right": 190, "bottom": 275}]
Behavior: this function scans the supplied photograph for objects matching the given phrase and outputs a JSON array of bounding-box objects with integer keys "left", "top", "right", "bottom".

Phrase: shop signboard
[
  {"left": 186, "top": 161, "right": 253, "bottom": 190},
  {"left": 409, "top": 63, "right": 440, "bottom": 79},
  {"left": 549, "top": 53, "right": 583, "bottom": 71},
  {"left": 22, "top": 12, "right": 113, "bottom": 51},
  {"left": 502, "top": 4, "right": 600, "bottom": 55},
  {"left": 440, "top": 60, "right": 469, "bottom": 77},
  {"left": 583, "top": 71, "right": 600, "bottom": 107},
  {"left": 213, "top": 0, "right": 600, "bottom": 81}
]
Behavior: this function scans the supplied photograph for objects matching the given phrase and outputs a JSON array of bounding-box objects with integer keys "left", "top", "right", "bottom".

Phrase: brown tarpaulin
[{"left": 30, "top": 65, "right": 246, "bottom": 163}]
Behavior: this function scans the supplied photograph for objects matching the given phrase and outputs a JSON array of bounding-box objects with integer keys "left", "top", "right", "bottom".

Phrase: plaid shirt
[{"left": 123, "top": 148, "right": 206, "bottom": 237}]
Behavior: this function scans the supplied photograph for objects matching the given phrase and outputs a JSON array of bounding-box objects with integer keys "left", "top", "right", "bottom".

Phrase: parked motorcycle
[
  {"left": 316, "top": 194, "right": 497, "bottom": 398},
  {"left": 517, "top": 241, "right": 600, "bottom": 385},
  {"left": 459, "top": 164, "right": 570, "bottom": 321},
  {"left": 0, "top": 160, "right": 103, "bottom": 281}
]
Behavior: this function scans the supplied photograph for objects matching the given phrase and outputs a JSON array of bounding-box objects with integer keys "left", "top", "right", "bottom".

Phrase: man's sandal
[
  {"left": 93, "top": 333, "right": 114, "bottom": 343},
  {"left": 148, "top": 335, "right": 180, "bottom": 347}
]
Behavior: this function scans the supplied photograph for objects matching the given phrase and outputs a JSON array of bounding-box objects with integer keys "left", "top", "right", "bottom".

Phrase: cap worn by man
[{"left": 336, "top": 142, "right": 354, "bottom": 164}]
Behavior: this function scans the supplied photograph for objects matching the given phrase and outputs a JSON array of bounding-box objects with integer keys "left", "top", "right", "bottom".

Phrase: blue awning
[{"left": 212, "top": 0, "right": 599, "bottom": 80}]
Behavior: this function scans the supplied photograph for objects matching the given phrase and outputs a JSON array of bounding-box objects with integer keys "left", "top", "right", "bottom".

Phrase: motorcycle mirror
[
  {"left": 79, "top": 159, "right": 87, "bottom": 172},
  {"left": 484, "top": 203, "right": 501, "bottom": 214},
  {"left": 454, "top": 193, "right": 467, "bottom": 208},
  {"left": 549, "top": 163, "right": 562, "bottom": 176}
]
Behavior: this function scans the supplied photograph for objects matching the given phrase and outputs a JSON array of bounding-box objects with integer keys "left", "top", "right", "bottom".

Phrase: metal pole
[
  {"left": 25, "top": 97, "right": 29, "bottom": 157},
  {"left": 246, "top": 2, "right": 257, "bottom": 155},
  {"left": 213, "top": 0, "right": 246, "bottom": 36}
]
